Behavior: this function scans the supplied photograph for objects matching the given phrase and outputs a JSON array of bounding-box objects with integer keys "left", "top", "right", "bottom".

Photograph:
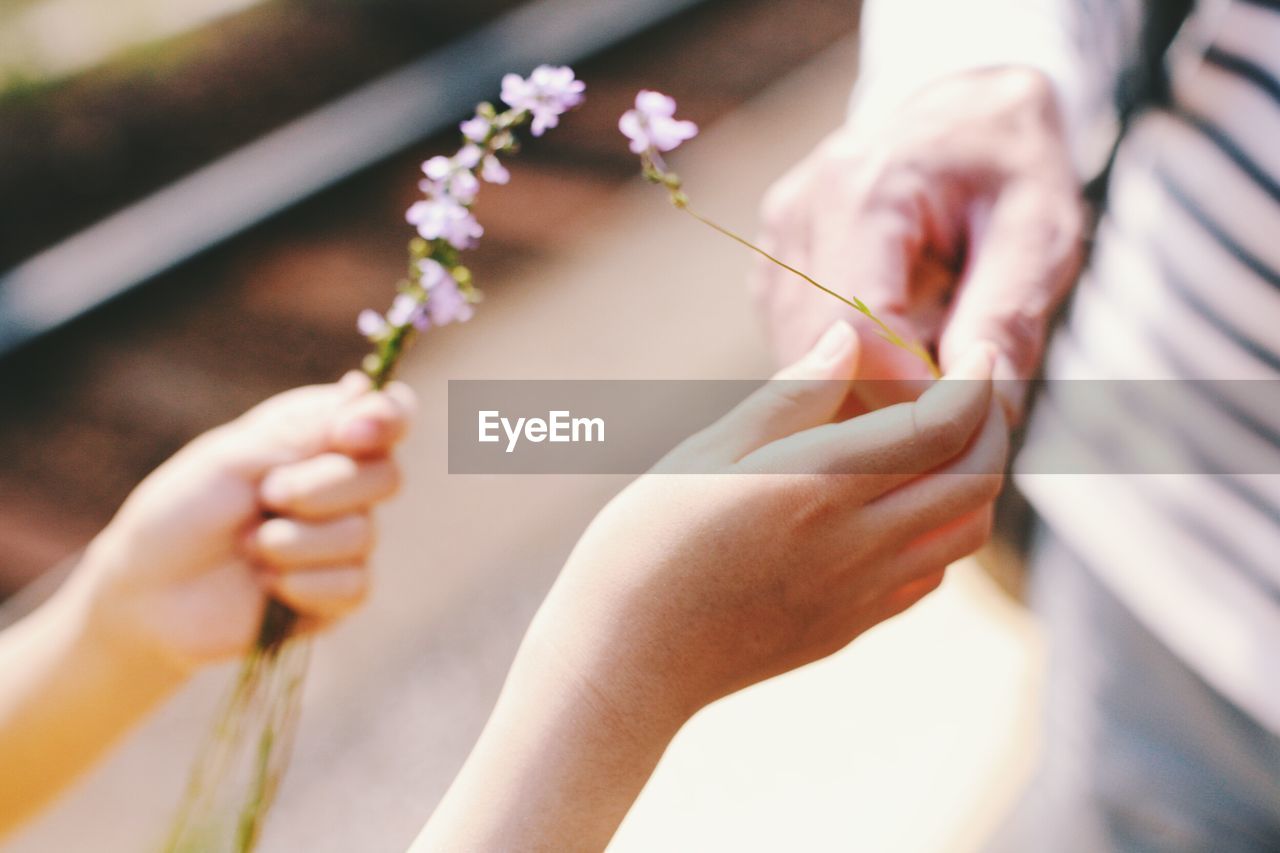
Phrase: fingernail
[{"left": 809, "top": 320, "right": 855, "bottom": 366}]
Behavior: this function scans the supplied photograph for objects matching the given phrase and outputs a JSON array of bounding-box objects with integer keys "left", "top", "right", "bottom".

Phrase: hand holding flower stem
[
  {"left": 263, "top": 67, "right": 584, "bottom": 648},
  {"left": 622, "top": 91, "right": 940, "bottom": 378},
  {"left": 166, "top": 67, "right": 585, "bottom": 853}
]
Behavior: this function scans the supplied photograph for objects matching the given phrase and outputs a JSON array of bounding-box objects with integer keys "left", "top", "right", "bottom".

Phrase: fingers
[
  {"left": 879, "top": 569, "right": 947, "bottom": 616},
  {"left": 329, "top": 380, "right": 416, "bottom": 459},
  {"left": 860, "top": 397, "right": 1008, "bottom": 552},
  {"left": 245, "top": 514, "right": 375, "bottom": 620},
  {"left": 233, "top": 374, "right": 411, "bottom": 629},
  {"left": 677, "top": 321, "right": 858, "bottom": 468},
  {"left": 217, "top": 373, "right": 416, "bottom": 475},
  {"left": 261, "top": 565, "right": 369, "bottom": 620},
  {"left": 716, "top": 320, "right": 855, "bottom": 458},
  {"left": 808, "top": 136, "right": 948, "bottom": 393},
  {"left": 260, "top": 454, "right": 400, "bottom": 520},
  {"left": 889, "top": 504, "right": 994, "bottom": 583},
  {"left": 247, "top": 514, "right": 373, "bottom": 568},
  {"left": 938, "top": 179, "right": 1085, "bottom": 423},
  {"left": 737, "top": 344, "right": 995, "bottom": 499}
]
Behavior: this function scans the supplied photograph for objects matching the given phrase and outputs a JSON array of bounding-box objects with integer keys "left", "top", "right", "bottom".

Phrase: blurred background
[{"left": 0, "top": 1, "right": 1041, "bottom": 850}]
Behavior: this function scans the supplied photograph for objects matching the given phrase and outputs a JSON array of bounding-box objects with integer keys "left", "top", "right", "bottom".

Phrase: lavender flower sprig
[
  {"left": 619, "top": 90, "right": 940, "bottom": 378},
  {"left": 166, "top": 67, "right": 584, "bottom": 853},
  {"left": 359, "top": 65, "right": 586, "bottom": 390}
]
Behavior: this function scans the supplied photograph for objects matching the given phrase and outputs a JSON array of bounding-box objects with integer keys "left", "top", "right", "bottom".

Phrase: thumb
[
  {"left": 328, "top": 380, "right": 416, "bottom": 458},
  {"left": 692, "top": 320, "right": 861, "bottom": 466},
  {"left": 214, "top": 373, "right": 413, "bottom": 476}
]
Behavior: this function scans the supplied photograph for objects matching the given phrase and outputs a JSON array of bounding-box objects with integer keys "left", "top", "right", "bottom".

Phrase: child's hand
[
  {"left": 73, "top": 372, "right": 414, "bottom": 676},
  {"left": 537, "top": 322, "right": 1004, "bottom": 724},
  {"left": 418, "top": 322, "right": 1006, "bottom": 851}
]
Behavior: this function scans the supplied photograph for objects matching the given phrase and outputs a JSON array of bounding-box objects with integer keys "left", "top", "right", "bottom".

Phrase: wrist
[
  {"left": 419, "top": 607, "right": 691, "bottom": 851},
  {"left": 66, "top": 536, "right": 193, "bottom": 694},
  {"left": 519, "top": 604, "right": 694, "bottom": 755}
]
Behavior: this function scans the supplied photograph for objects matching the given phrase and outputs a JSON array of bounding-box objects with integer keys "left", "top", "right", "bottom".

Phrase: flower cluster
[
  {"left": 619, "top": 89, "right": 939, "bottom": 377},
  {"left": 500, "top": 64, "right": 586, "bottom": 136},
  {"left": 358, "top": 65, "right": 584, "bottom": 386}
]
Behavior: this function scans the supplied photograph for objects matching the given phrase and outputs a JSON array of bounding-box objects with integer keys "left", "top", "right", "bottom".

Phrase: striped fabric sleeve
[{"left": 849, "top": 0, "right": 1149, "bottom": 179}]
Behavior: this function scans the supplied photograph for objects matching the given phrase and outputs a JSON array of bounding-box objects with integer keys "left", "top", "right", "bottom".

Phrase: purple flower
[
  {"left": 387, "top": 293, "right": 429, "bottom": 330},
  {"left": 460, "top": 115, "right": 491, "bottom": 143},
  {"left": 481, "top": 154, "right": 510, "bottom": 185},
  {"left": 619, "top": 90, "right": 698, "bottom": 154},
  {"left": 357, "top": 309, "right": 388, "bottom": 338},
  {"left": 456, "top": 144, "right": 483, "bottom": 170},
  {"left": 420, "top": 151, "right": 481, "bottom": 204},
  {"left": 418, "top": 257, "right": 452, "bottom": 289},
  {"left": 425, "top": 276, "right": 474, "bottom": 326},
  {"left": 501, "top": 65, "right": 585, "bottom": 137},
  {"left": 406, "top": 196, "right": 484, "bottom": 250},
  {"left": 421, "top": 155, "right": 453, "bottom": 182}
]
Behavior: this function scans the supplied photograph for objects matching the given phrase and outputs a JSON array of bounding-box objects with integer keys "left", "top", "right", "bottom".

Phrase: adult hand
[{"left": 753, "top": 67, "right": 1085, "bottom": 420}]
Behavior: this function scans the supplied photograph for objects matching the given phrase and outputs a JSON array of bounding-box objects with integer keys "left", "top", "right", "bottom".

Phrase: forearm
[
  {"left": 0, "top": 561, "right": 184, "bottom": 836},
  {"left": 413, "top": 601, "right": 688, "bottom": 852}
]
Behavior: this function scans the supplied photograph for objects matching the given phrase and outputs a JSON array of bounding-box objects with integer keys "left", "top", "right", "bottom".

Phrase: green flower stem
[
  {"left": 364, "top": 325, "right": 411, "bottom": 392},
  {"left": 678, "top": 206, "right": 938, "bottom": 377},
  {"left": 643, "top": 152, "right": 939, "bottom": 379}
]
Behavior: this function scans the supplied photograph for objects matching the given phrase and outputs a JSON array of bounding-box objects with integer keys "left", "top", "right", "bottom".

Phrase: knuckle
[
  {"left": 855, "top": 161, "right": 916, "bottom": 215},
  {"left": 786, "top": 476, "right": 855, "bottom": 535}
]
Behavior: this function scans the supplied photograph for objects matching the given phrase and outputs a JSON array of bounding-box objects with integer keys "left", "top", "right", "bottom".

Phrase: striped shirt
[{"left": 857, "top": 0, "right": 1280, "bottom": 732}]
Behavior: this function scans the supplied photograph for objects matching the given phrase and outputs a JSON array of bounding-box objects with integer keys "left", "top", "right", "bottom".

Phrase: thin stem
[
  {"left": 678, "top": 204, "right": 939, "bottom": 378},
  {"left": 366, "top": 325, "right": 410, "bottom": 391}
]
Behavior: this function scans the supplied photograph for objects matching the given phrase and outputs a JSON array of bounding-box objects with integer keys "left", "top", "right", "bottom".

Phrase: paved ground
[
  {"left": 0, "top": 0, "right": 863, "bottom": 592},
  {"left": 3, "top": 38, "right": 1043, "bottom": 853}
]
